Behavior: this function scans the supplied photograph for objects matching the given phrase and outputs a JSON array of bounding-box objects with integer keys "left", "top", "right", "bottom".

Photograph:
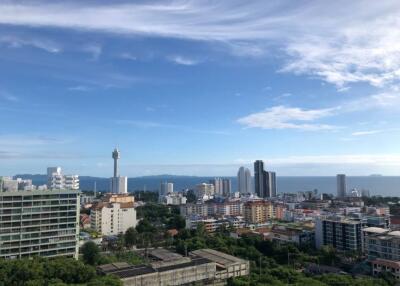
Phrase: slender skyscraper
[
  {"left": 237, "top": 167, "right": 252, "bottom": 194},
  {"left": 209, "top": 178, "right": 223, "bottom": 196},
  {"left": 222, "top": 178, "right": 232, "bottom": 197},
  {"left": 266, "top": 171, "right": 277, "bottom": 198},
  {"left": 337, "top": 174, "right": 346, "bottom": 198},
  {"left": 254, "top": 160, "right": 276, "bottom": 198},
  {"left": 254, "top": 160, "right": 266, "bottom": 198}
]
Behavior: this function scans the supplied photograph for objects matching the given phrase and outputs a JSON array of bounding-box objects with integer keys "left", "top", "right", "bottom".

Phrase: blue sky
[{"left": 1, "top": 0, "right": 400, "bottom": 177}]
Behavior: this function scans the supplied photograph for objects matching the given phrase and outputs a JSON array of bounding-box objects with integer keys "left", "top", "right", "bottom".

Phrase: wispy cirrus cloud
[
  {"left": 0, "top": 90, "right": 18, "bottom": 102},
  {"left": 67, "top": 85, "right": 91, "bottom": 92},
  {"left": 351, "top": 130, "right": 383, "bottom": 136},
  {"left": 116, "top": 119, "right": 230, "bottom": 135},
  {"left": 237, "top": 105, "right": 337, "bottom": 131},
  {"left": 83, "top": 43, "right": 102, "bottom": 60},
  {"left": 1, "top": 1, "right": 400, "bottom": 89},
  {"left": 167, "top": 55, "right": 201, "bottom": 66},
  {"left": 0, "top": 35, "right": 61, "bottom": 53}
]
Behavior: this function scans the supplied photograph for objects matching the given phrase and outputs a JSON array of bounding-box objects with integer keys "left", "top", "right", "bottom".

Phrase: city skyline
[{"left": 2, "top": 1, "right": 400, "bottom": 176}]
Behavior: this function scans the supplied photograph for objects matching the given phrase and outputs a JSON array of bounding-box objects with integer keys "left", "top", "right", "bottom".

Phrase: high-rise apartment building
[
  {"left": 110, "top": 148, "right": 128, "bottom": 194},
  {"left": 209, "top": 178, "right": 223, "bottom": 196},
  {"left": 337, "top": 174, "right": 346, "bottom": 198},
  {"left": 222, "top": 179, "right": 231, "bottom": 197},
  {"left": 254, "top": 160, "right": 265, "bottom": 198},
  {"left": 315, "top": 216, "right": 362, "bottom": 252},
  {"left": 254, "top": 161, "right": 276, "bottom": 198},
  {"left": 244, "top": 201, "right": 275, "bottom": 224},
  {"left": 47, "top": 167, "right": 79, "bottom": 190},
  {"left": 195, "top": 183, "right": 215, "bottom": 199},
  {"left": 0, "top": 189, "right": 80, "bottom": 259},
  {"left": 237, "top": 167, "right": 252, "bottom": 194},
  {"left": 160, "top": 182, "right": 174, "bottom": 196},
  {"left": 266, "top": 172, "right": 277, "bottom": 198},
  {"left": 90, "top": 194, "right": 137, "bottom": 236}
]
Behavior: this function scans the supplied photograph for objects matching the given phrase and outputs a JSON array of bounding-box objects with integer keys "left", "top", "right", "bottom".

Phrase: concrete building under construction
[{"left": 97, "top": 248, "right": 249, "bottom": 285}]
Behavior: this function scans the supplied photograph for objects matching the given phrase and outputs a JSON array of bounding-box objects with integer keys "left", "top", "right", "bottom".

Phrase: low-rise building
[
  {"left": 267, "top": 224, "right": 315, "bottom": 247},
  {"left": 186, "top": 216, "right": 245, "bottom": 233},
  {"left": 90, "top": 194, "right": 137, "bottom": 236},
  {"left": 371, "top": 259, "right": 400, "bottom": 280},
  {"left": 97, "top": 248, "right": 249, "bottom": 286},
  {"left": 160, "top": 192, "right": 187, "bottom": 205}
]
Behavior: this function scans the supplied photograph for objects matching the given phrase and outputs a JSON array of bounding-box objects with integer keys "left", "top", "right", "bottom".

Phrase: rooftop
[
  {"left": 191, "top": 249, "right": 247, "bottom": 268},
  {"left": 363, "top": 227, "right": 390, "bottom": 234}
]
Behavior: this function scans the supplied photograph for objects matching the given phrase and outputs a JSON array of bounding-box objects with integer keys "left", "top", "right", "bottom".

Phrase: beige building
[
  {"left": 244, "top": 201, "right": 275, "bottom": 224},
  {"left": 90, "top": 194, "right": 137, "bottom": 235}
]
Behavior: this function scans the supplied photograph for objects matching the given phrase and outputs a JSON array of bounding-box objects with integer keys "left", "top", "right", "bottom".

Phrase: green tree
[
  {"left": 124, "top": 227, "right": 138, "bottom": 248},
  {"left": 186, "top": 190, "right": 197, "bottom": 203},
  {"left": 82, "top": 241, "right": 101, "bottom": 265}
]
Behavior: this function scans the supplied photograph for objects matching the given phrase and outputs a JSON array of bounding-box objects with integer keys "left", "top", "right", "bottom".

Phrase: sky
[{"left": 1, "top": 0, "right": 400, "bottom": 177}]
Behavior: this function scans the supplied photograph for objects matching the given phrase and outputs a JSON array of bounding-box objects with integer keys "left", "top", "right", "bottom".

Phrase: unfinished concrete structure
[{"left": 97, "top": 248, "right": 249, "bottom": 285}]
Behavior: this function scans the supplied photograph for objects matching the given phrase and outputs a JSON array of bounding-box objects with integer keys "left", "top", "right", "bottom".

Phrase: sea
[
  {"left": 87, "top": 176, "right": 400, "bottom": 197},
  {"left": 19, "top": 174, "right": 400, "bottom": 197}
]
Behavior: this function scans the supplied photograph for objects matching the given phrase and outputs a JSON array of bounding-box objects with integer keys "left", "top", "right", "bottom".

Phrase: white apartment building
[
  {"left": 90, "top": 194, "right": 137, "bottom": 236},
  {"left": 0, "top": 189, "right": 80, "bottom": 259},
  {"left": 160, "top": 193, "right": 187, "bottom": 205},
  {"left": 363, "top": 227, "right": 400, "bottom": 280},
  {"left": 47, "top": 167, "right": 79, "bottom": 190}
]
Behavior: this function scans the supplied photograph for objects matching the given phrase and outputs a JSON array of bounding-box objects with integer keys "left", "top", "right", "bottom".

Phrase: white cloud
[
  {"left": 351, "top": 130, "right": 383, "bottom": 136},
  {"left": 168, "top": 55, "right": 200, "bottom": 66},
  {"left": 0, "top": 1, "right": 400, "bottom": 90},
  {"left": 68, "top": 85, "right": 91, "bottom": 92},
  {"left": 119, "top": 53, "right": 137, "bottom": 61},
  {"left": 237, "top": 105, "right": 337, "bottom": 131},
  {"left": 0, "top": 91, "right": 18, "bottom": 102},
  {"left": 0, "top": 35, "right": 61, "bottom": 53},
  {"left": 83, "top": 44, "right": 102, "bottom": 60}
]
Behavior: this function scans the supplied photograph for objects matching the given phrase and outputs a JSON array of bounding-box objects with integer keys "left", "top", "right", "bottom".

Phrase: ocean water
[
  {"left": 24, "top": 175, "right": 400, "bottom": 197},
  {"left": 99, "top": 176, "right": 400, "bottom": 197}
]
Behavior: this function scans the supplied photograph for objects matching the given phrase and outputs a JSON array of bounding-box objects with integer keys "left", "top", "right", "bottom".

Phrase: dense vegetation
[
  {"left": 173, "top": 225, "right": 393, "bottom": 286},
  {"left": 0, "top": 256, "right": 121, "bottom": 286}
]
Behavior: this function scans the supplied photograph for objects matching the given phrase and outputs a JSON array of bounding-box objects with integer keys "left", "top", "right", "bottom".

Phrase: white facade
[
  {"left": 1, "top": 177, "right": 18, "bottom": 192},
  {"left": 91, "top": 195, "right": 137, "bottom": 236},
  {"left": 162, "top": 193, "right": 187, "bottom": 205},
  {"left": 47, "top": 167, "right": 79, "bottom": 190},
  {"left": 111, "top": 176, "right": 128, "bottom": 194}
]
